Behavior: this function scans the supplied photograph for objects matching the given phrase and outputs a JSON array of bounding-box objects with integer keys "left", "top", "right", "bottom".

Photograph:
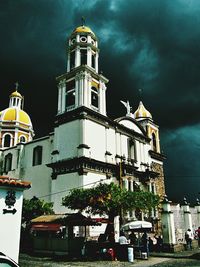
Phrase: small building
[
  {"left": 0, "top": 176, "right": 31, "bottom": 263},
  {"left": 30, "top": 213, "right": 102, "bottom": 257}
]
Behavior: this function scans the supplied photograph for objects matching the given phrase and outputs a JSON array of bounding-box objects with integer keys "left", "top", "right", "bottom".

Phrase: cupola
[
  {"left": 133, "top": 101, "right": 152, "bottom": 120},
  {"left": 0, "top": 84, "right": 34, "bottom": 148}
]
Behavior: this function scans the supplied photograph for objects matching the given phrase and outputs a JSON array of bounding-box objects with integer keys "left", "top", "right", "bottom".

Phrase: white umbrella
[{"left": 121, "top": 220, "right": 152, "bottom": 231}]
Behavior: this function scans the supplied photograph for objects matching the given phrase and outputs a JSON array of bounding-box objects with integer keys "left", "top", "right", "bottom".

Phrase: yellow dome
[
  {"left": 0, "top": 107, "right": 32, "bottom": 125},
  {"left": 134, "top": 101, "right": 152, "bottom": 120},
  {"left": 73, "top": 25, "right": 95, "bottom": 36},
  {"left": 10, "top": 90, "right": 22, "bottom": 99}
]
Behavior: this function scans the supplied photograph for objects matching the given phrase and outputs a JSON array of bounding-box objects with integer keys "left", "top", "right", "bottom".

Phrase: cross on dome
[{"left": 15, "top": 82, "right": 19, "bottom": 91}]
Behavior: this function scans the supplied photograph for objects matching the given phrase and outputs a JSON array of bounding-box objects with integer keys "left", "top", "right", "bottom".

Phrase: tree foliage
[
  {"left": 62, "top": 182, "right": 160, "bottom": 219},
  {"left": 22, "top": 196, "right": 54, "bottom": 225}
]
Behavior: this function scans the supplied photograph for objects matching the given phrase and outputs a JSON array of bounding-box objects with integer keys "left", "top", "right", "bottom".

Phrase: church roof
[
  {"left": 0, "top": 176, "right": 31, "bottom": 189},
  {"left": 134, "top": 101, "right": 152, "bottom": 120},
  {"left": 10, "top": 90, "right": 22, "bottom": 99},
  {"left": 73, "top": 25, "right": 95, "bottom": 36},
  {"left": 0, "top": 107, "right": 32, "bottom": 126}
]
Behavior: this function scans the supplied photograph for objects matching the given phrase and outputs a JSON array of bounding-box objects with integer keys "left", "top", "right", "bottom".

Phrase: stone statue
[{"left": 120, "top": 100, "right": 132, "bottom": 116}]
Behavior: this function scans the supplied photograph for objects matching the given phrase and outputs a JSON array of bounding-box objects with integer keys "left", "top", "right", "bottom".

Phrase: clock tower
[{"left": 56, "top": 23, "right": 108, "bottom": 116}]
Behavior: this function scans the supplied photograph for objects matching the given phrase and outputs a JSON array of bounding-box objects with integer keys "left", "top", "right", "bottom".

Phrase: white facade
[
  {"left": 0, "top": 177, "right": 30, "bottom": 263},
  {"left": 0, "top": 24, "right": 165, "bottom": 224}
]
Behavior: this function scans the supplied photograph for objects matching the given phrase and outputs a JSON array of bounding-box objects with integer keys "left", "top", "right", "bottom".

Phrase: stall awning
[{"left": 31, "top": 223, "right": 62, "bottom": 231}]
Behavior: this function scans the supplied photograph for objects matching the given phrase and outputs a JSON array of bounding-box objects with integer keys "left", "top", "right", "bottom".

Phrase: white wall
[
  {"left": 54, "top": 120, "right": 80, "bottom": 160},
  {"left": 0, "top": 187, "right": 24, "bottom": 263}
]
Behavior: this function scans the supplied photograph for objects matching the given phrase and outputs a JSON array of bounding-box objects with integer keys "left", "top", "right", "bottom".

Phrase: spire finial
[
  {"left": 81, "top": 16, "right": 85, "bottom": 26},
  {"left": 138, "top": 88, "right": 143, "bottom": 100},
  {"left": 15, "top": 82, "right": 19, "bottom": 91}
]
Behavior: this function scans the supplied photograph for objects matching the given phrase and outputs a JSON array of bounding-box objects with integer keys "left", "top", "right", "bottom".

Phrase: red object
[
  {"left": 31, "top": 223, "right": 61, "bottom": 231},
  {"left": 107, "top": 248, "right": 116, "bottom": 261}
]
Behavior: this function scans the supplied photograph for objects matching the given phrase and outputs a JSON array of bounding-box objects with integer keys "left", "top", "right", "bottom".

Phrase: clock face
[{"left": 80, "top": 36, "right": 87, "bottom": 43}]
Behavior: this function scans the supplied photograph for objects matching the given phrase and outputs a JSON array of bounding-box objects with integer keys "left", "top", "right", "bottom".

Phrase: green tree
[
  {"left": 21, "top": 197, "right": 54, "bottom": 252},
  {"left": 62, "top": 182, "right": 159, "bottom": 235},
  {"left": 22, "top": 196, "right": 54, "bottom": 226}
]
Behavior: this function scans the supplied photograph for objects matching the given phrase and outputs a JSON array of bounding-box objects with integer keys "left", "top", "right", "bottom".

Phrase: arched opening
[
  {"left": 152, "top": 133, "right": 157, "bottom": 152},
  {"left": 32, "top": 146, "right": 43, "bottom": 166},
  {"left": 20, "top": 136, "right": 26, "bottom": 143},
  {"left": 4, "top": 153, "right": 12, "bottom": 173},
  {"left": 4, "top": 134, "right": 11, "bottom": 148}
]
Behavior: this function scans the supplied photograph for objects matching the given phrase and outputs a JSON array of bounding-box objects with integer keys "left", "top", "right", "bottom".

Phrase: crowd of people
[{"left": 118, "top": 231, "right": 163, "bottom": 254}]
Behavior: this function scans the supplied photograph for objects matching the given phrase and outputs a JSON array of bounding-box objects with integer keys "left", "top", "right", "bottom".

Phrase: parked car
[{"left": 0, "top": 252, "right": 19, "bottom": 267}]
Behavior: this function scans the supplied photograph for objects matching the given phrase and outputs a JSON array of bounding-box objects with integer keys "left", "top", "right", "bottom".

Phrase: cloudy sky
[{"left": 0, "top": 0, "right": 200, "bottom": 203}]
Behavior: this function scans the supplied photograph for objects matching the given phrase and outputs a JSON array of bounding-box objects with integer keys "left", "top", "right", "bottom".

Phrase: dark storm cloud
[{"left": 0, "top": 0, "right": 200, "bottom": 202}]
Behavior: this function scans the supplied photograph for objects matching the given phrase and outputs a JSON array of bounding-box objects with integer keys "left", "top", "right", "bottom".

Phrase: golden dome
[
  {"left": 10, "top": 90, "right": 23, "bottom": 99},
  {"left": 73, "top": 25, "right": 95, "bottom": 36},
  {"left": 134, "top": 101, "right": 152, "bottom": 120},
  {"left": 0, "top": 107, "right": 32, "bottom": 126}
]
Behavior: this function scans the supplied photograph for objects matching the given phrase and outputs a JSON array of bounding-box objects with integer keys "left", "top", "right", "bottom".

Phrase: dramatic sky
[{"left": 0, "top": 0, "right": 200, "bottom": 203}]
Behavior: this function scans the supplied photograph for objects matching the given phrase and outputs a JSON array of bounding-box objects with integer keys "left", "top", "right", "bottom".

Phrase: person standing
[
  {"left": 119, "top": 231, "right": 128, "bottom": 244},
  {"left": 197, "top": 227, "right": 200, "bottom": 248},
  {"left": 141, "top": 232, "right": 149, "bottom": 256},
  {"left": 185, "top": 229, "right": 193, "bottom": 250}
]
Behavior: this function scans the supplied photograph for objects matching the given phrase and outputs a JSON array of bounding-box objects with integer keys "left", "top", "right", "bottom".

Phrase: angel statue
[{"left": 120, "top": 100, "right": 132, "bottom": 116}]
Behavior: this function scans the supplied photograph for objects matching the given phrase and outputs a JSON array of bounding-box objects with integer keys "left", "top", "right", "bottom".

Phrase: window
[
  {"left": 92, "top": 53, "right": 95, "bottom": 68},
  {"left": 4, "top": 153, "right": 12, "bottom": 173},
  {"left": 19, "top": 136, "right": 26, "bottom": 143},
  {"left": 4, "top": 134, "right": 11, "bottom": 148},
  {"left": 33, "top": 146, "right": 42, "bottom": 166},
  {"left": 66, "top": 90, "right": 75, "bottom": 108},
  {"left": 70, "top": 50, "right": 75, "bottom": 69},
  {"left": 91, "top": 86, "right": 99, "bottom": 108},
  {"left": 66, "top": 80, "right": 75, "bottom": 109},
  {"left": 152, "top": 133, "right": 157, "bottom": 152},
  {"left": 128, "top": 139, "right": 136, "bottom": 161},
  {"left": 80, "top": 49, "right": 87, "bottom": 65}
]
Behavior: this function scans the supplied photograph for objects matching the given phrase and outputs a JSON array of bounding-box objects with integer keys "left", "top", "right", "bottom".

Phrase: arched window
[
  {"left": 80, "top": 48, "right": 87, "bottom": 65},
  {"left": 32, "top": 146, "right": 43, "bottom": 166},
  {"left": 152, "top": 133, "right": 157, "bottom": 152},
  {"left": 4, "top": 153, "right": 12, "bottom": 173},
  {"left": 3, "top": 134, "right": 11, "bottom": 148},
  {"left": 20, "top": 136, "right": 26, "bottom": 143}
]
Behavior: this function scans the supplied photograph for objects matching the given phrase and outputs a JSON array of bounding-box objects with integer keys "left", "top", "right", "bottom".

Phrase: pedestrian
[
  {"left": 129, "top": 232, "right": 137, "bottom": 245},
  {"left": 185, "top": 229, "right": 193, "bottom": 250},
  {"left": 156, "top": 236, "right": 163, "bottom": 252},
  {"left": 197, "top": 227, "right": 200, "bottom": 248},
  {"left": 117, "top": 231, "right": 128, "bottom": 260},
  {"left": 148, "top": 237, "right": 153, "bottom": 252},
  {"left": 141, "top": 232, "right": 149, "bottom": 256},
  {"left": 119, "top": 231, "right": 128, "bottom": 244}
]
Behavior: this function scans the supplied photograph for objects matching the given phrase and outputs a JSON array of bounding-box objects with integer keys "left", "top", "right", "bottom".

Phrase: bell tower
[
  {"left": 134, "top": 101, "right": 160, "bottom": 153},
  {"left": 56, "top": 22, "right": 108, "bottom": 116}
]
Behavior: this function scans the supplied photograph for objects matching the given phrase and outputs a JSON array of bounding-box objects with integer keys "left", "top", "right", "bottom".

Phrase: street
[{"left": 19, "top": 253, "right": 200, "bottom": 267}]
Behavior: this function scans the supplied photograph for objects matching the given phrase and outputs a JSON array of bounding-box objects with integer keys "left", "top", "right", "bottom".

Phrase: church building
[{"left": 0, "top": 24, "right": 165, "bottom": 223}]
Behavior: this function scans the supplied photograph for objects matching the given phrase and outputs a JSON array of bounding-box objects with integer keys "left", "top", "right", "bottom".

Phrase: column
[
  {"left": 61, "top": 81, "right": 66, "bottom": 112},
  {"left": 57, "top": 85, "right": 62, "bottom": 113},
  {"left": 95, "top": 52, "right": 99, "bottom": 73},
  {"left": 195, "top": 199, "right": 200, "bottom": 227},
  {"left": 87, "top": 47, "right": 92, "bottom": 67},
  {"left": 181, "top": 197, "right": 193, "bottom": 231},
  {"left": 161, "top": 196, "right": 176, "bottom": 247}
]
